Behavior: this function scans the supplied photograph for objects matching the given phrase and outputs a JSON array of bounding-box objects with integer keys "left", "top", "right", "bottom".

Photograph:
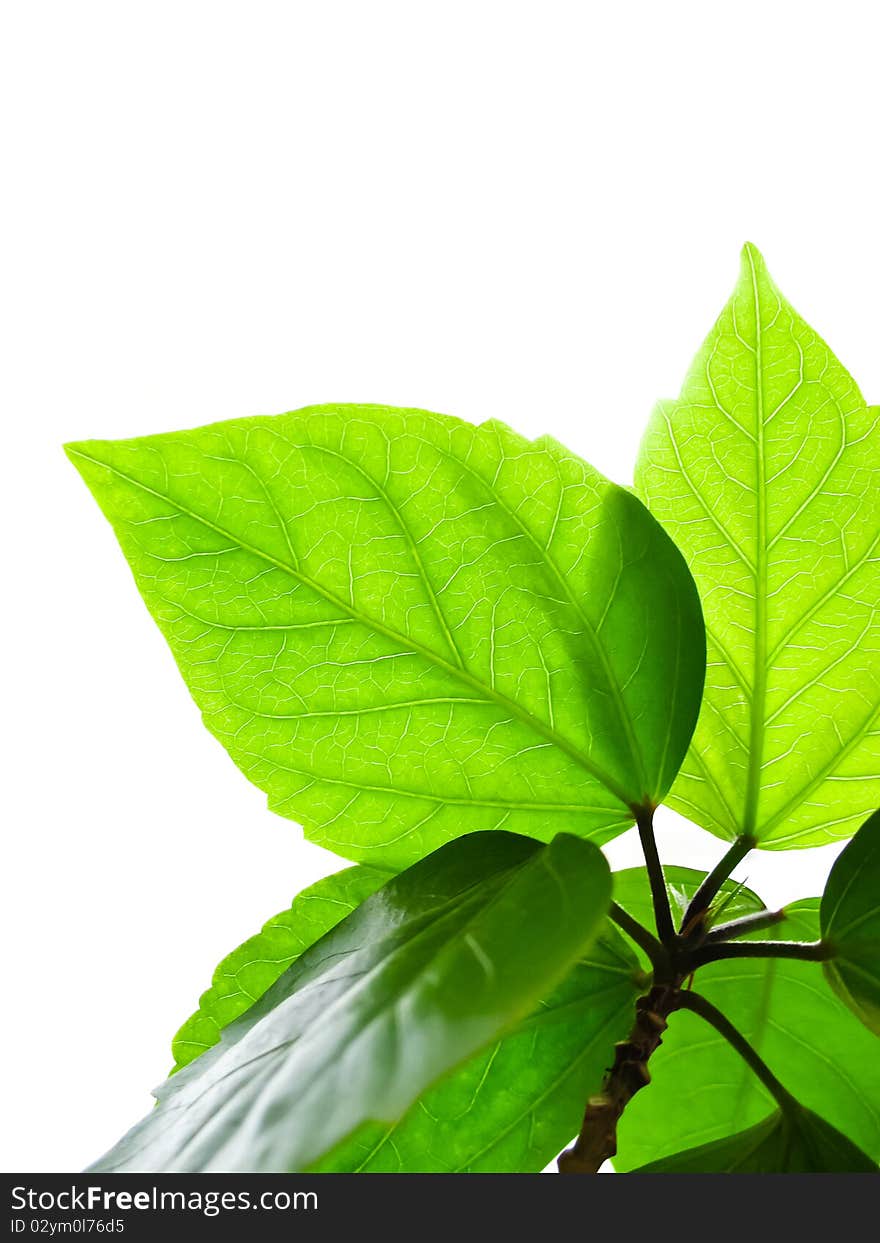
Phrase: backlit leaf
[
  {"left": 67, "top": 405, "right": 704, "bottom": 868},
  {"left": 635, "top": 247, "right": 880, "bottom": 848}
]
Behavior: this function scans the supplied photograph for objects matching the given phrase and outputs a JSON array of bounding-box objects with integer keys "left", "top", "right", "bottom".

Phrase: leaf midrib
[
  {"left": 69, "top": 446, "right": 634, "bottom": 809},
  {"left": 742, "top": 243, "right": 769, "bottom": 838}
]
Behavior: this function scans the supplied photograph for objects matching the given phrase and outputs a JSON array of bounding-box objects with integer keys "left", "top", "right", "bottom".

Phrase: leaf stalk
[
  {"left": 703, "top": 907, "right": 786, "bottom": 944},
  {"left": 686, "top": 939, "right": 832, "bottom": 970},
  {"left": 679, "top": 834, "right": 756, "bottom": 934},
  {"left": 608, "top": 902, "right": 671, "bottom": 977},
  {"left": 633, "top": 805, "right": 676, "bottom": 947},
  {"left": 677, "top": 991, "right": 799, "bottom": 1116}
]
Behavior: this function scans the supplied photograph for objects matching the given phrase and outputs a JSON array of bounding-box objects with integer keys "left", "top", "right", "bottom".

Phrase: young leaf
[
  {"left": 634, "top": 1106, "right": 877, "bottom": 1173},
  {"left": 172, "top": 864, "right": 389, "bottom": 1070},
  {"left": 88, "top": 831, "right": 613, "bottom": 1173},
  {"left": 635, "top": 246, "right": 880, "bottom": 849},
  {"left": 314, "top": 927, "right": 642, "bottom": 1172},
  {"left": 615, "top": 903, "right": 880, "bottom": 1168},
  {"left": 821, "top": 807, "right": 880, "bottom": 1035},
  {"left": 67, "top": 405, "right": 704, "bottom": 867},
  {"left": 612, "top": 863, "right": 764, "bottom": 953}
]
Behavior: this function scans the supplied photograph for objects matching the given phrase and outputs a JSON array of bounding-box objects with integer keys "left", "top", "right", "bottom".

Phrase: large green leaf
[
  {"left": 171, "top": 864, "right": 389, "bottom": 1071},
  {"left": 315, "top": 927, "right": 642, "bottom": 1172},
  {"left": 822, "top": 807, "right": 880, "bottom": 1035},
  {"left": 67, "top": 405, "right": 704, "bottom": 867},
  {"left": 88, "top": 831, "right": 613, "bottom": 1173},
  {"left": 635, "top": 246, "right": 880, "bottom": 849},
  {"left": 615, "top": 902, "right": 880, "bottom": 1169},
  {"left": 170, "top": 859, "right": 641, "bottom": 1172},
  {"left": 635, "top": 1106, "right": 877, "bottom": 1173}
]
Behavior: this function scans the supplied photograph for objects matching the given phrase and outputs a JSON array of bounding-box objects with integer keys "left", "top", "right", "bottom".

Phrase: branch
[
  {"left": 677, "top": 991, "right": 798, "bottom": 1115},
  {"left": 558, "top": 985, "right": 681, "bottom": 1173},
  {"left": 634, "top": 805, "right": 676, "bottom": 946},
  {"left": 687, "top": 938, "right": 831, "bottom": 969},
  {"left": 679, "top": 834, "right": 756, "bottom": 934},
  {"left": 703, "top": 907, "right": 786, "bottom": 943},
  {"left": 608, "top": 902, "right": 670, "bottom": 976}
]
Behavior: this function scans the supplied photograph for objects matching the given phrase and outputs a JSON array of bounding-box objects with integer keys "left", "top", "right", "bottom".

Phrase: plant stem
[
  {"left": 634, "top": 804, "right": 676, "bottom": 946},
  {"left": 558, "top": 984, "right": 682, "bottom": 1173},
  {"left": 679, "top": 834, "right": 756, "bottom": 934},
  {"left": 677, "top": 991, "right": 799, "bottom": 1115},
  {"left": 687, "top": 938, "right": 831, "bottom": 969},
  {"left": 704, "top": 907, "right": 786, "bottom": 943},
  {"left": 609, "top": 902, "right": 670, "bottom": 976}
]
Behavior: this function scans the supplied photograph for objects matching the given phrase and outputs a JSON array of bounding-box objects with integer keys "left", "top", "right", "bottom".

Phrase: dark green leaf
[
  {"left": 315, "top": 926, "right": 642, "bottom": 1172},
  {"left": 170, "top": 864, "right": 642, "bottom": 1172},
  {"left": 89, "top": 831, "right": 612, "bottom": 1172},
  {"left": 67, "top": 405, "right": 705, "bottom": 868},
  {"left": 172, "top": 865, "right": 389, "bottom": 1071},
  {"left": 615, "top": 903, "right": 880, "bottom": 1168},
  {"left": 822, "top": 807, "right": 880, "bottom": 1036},
  {"left": 635, "top": 1106, "right": 877, "bottom": 1172}
]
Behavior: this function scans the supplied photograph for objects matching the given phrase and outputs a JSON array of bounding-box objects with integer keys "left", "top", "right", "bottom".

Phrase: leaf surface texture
[
  {"left": 68, "top": 405, "right": 704, "bottom": 866},
  {"left": 636, "top": 247, "right": 880, "bottom": 848}
]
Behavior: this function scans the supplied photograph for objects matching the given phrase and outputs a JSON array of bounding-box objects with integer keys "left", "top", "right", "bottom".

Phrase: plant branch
[
  {"left": 704, "top": 907, "right": 786, "bottom": 943},
  {"left": 686, "top": 938, "right": 832, "bottom": 969},
  {"left": 679, "top": 834, "right": 756, "bottom": 934},
  {"left": 677, "top": 991, "right": 798, "bottom": 1115},
  {"left": 634, "top": 805, "right": 676, "bottom": 946},
  {"left": 609, "top": 902, "right": 670, "bottom": 975},
  {"left": 558, "top": 984, "right": 682, "bottom": 1173}
]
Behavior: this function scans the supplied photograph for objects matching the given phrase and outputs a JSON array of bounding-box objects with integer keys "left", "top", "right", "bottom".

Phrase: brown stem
[{"left": 557, "top": 983, "right": 682, "bottom": 1173}]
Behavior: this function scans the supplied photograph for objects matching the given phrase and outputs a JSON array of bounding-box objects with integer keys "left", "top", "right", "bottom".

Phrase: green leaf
[
  {"left": 635, "top": 1106, "right": 877, "bottom": 1173},
  {"left": 171, "top": 864, "right": 389, "bottom": 1071},
  {"left": 615, "top": 902, "right": 880, "bottom": 1169},
  {"left": 88, "top": 831, "right": 613, "bottom": 1173},
  {"left": 635, "top": 245, "right": 880, "bottom": 849},
  {"left": 170, "top": 860, "right": 641, "bottom": 1172},
  {"left": 315, "top": 926, "right": 642, "bottom": 1172},
  {"left": 67, "top": 405, "right": 705, "bottom": 868},
  {"left": 171, "top": 876, "right": 642, "bottom": 1173},
  {"left": 821, "top": 807, "right": 880, "bottom": 1035}
]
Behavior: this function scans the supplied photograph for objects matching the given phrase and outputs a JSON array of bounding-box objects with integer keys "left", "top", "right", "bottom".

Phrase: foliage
[{"left": 69, "top": 246, "right": 879, "bottom": 1173}]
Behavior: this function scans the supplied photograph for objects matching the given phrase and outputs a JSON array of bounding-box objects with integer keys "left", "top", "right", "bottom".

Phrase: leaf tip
[
  {"left": 63, "top": 440, "right": 88, "bottom": 466},
  {"left": 739, "top": 240, "right": 768, "bottom": 280}
]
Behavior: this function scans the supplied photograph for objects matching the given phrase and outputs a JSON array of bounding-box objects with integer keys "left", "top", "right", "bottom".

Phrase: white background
[{"left": 2, "top": 1, "right": 878, "bottom": 1173}]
